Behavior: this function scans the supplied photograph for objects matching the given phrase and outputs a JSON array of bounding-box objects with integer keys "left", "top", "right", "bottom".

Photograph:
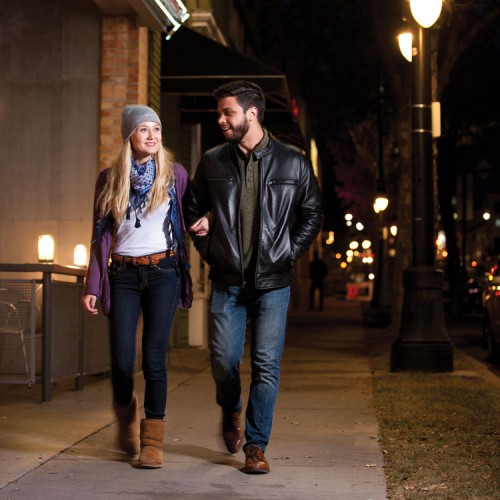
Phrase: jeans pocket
[
  {"left": 108, "top": 261, "right": 123, "bottom": 277},
  {"left": 154, "top": 257, "right": 179, "bottom": 275}
]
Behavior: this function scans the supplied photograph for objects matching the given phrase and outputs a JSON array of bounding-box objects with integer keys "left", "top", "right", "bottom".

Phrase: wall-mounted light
[
  {"left": 129, "top": 0, "right": 190, "bottom": 40},
  {"left": 310, "top": 138, "right": 319, "bottom": 178},
  {"left": 74, "top": 244, "right": 88, "bottom": 267},
  {"left": 154, "top": 0, "right": 190, "bottom": 39},
  {"left": 38, "top": 235, "right": 55, "bottom": 263},
  {"left": 291, "top": 98, "right": 299, "bottom": 119}
]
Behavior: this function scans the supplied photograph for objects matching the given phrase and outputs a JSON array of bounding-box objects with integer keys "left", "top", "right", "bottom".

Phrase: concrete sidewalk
[{"left": 0, "top": 300, "right": 387, "bottom": 500}]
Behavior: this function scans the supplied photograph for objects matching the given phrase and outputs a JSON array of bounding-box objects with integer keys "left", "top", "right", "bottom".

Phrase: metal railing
[{"left": 0, "top": 264, "right": 109, "bottom": 402}]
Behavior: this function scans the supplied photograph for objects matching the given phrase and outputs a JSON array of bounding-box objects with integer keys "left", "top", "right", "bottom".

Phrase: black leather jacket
[{"left": 185, "top": 135, "right": 324, "bottom": 289}]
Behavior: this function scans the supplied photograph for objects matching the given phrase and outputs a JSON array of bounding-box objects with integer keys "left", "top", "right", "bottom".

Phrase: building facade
[{"left": 0, "top": 0, "right": 319, "bottom": 349}]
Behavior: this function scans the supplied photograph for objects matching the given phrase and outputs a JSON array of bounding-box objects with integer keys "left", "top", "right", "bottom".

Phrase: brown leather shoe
[
  {"left": 222, "top": 410, "right": 243, "bottom": 453},
  {"left": 242, "top": 445, "right": 270, "bottom": 474}
]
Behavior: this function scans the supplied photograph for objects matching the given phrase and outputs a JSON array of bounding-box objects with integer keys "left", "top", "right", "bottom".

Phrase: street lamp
[
  {"left": 371, "top": 192, "right": 389, "bottom": 317},
  {"left": 409, "top": 0, "right": 443, "bottom": 28},
  {"left": 373, "top": 193, "right": 389, "bottom": 214},
  {"left": 391, "top": 0, "right": 453, "bottom": 372},
  {"left": 369, "top": 77, "right": 391, "bottom": 322},
  {"left": 397, "top": 17, "right": 413, "bottom": 62}
]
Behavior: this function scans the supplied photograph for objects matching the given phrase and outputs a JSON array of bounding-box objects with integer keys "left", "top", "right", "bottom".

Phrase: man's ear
[{"left": 247, "top": 106, "right": 258, "bottom": 122}]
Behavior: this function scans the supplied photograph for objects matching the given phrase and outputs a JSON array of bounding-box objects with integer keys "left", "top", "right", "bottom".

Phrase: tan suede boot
[
  {"left": 113, "top": 393, "right": 140, "bottom": 456},
  {"left": 138, "top": 419, "right": 165, "bottom": 468}
]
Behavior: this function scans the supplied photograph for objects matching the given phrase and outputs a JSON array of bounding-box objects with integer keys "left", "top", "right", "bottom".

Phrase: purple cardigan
[{"left": 84, "top": 163, "right": 193, "bottom": 315}]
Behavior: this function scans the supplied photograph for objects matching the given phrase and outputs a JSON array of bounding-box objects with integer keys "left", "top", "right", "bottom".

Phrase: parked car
[
  {"left": 482, "top": 263, "right": 500, "bottom": 362},
  {"left": 463, "top": 277, "right": 485, "bottom": 315},
  {"left": 440, "top": 267, "right": 486, "bottom": 315}
]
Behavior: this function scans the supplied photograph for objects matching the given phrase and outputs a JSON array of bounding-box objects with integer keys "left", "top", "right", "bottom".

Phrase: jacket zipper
[{"left": 237, "top": 166, "right": 246, "bottom": 288}]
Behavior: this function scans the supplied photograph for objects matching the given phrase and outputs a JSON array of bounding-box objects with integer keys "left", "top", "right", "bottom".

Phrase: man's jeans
[
  {"left": 108, "top": 256, "right": 181, "bottom": 419},
  {"left": 210, "top": 284, "right": 291, "bottom": 452}
]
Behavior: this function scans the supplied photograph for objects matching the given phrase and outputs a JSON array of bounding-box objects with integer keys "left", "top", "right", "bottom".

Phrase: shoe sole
[
  {"left": 225, "top": 444, "right": 243, "bottom": 454},
  {"left": 241, "top": 467, "right": 270, "bottom": 474}
]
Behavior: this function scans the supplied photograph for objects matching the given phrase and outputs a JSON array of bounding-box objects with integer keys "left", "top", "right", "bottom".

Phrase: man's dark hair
[{"left": 214, "top": 80, "right": 265, "bottom": 124}]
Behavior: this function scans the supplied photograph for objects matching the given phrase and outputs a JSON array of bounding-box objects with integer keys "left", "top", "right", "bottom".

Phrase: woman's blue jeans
[
  {"left": 108, "top": 256, "right": 181, "bottom": 419},
  {"left": 209, "top": 284, "right": 291, "bottom": 452}
]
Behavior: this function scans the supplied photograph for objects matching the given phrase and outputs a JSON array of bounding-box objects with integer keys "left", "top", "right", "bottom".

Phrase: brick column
[{"left": 99, "top": 16, "right": 149, "bottom": 170}]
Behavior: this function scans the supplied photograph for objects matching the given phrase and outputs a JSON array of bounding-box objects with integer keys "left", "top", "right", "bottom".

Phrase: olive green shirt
[{"left": 237, "top": 128, "right": 269, "bottom": 285}]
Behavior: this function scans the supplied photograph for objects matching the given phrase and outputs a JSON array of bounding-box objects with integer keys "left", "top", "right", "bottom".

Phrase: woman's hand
[
  {"left": 190, "top": 216, "right": 210, "bottom": 237},
  {"left": 82, "top": 294, "right": 98, "bottom": 315}
]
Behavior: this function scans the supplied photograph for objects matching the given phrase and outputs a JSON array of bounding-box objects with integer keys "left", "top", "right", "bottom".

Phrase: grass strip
[{"left": 366, "top": 330, "right": 500, "bottom": 499}]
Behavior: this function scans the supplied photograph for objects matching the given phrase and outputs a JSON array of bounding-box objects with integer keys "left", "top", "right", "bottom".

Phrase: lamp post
[
  {"left": 372, "top": 195, "right": 389, "bottom": 312},
  {"left": 391, "top": 0, "right": 453, "bottom": 372},
  {"left": 370, "top": 80, "right": 390, "bottom": 323}
]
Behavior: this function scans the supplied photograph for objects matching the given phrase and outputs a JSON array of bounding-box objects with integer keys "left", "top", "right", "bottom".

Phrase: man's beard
[{"left": 225, "top": 118, "right": 249, "bottom": 143}]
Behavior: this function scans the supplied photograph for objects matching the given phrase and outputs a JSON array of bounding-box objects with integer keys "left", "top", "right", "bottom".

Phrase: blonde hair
[{"left": 97, "top": 141, "right": 175, "bottom": 224}]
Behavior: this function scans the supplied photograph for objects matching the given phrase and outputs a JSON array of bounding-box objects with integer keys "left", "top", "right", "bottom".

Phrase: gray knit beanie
[{"left": 121, "top": 105, "right": 161, "bottom": 142}]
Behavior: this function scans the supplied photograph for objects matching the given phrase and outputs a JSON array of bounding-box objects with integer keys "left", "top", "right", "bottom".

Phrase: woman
[{"left": 82, "top": 105, "right": 192, "bottom": 469}]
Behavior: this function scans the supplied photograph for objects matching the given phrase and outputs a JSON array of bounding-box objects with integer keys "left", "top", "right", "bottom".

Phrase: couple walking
[{"left": 82, "top": 80, "right": 323, "bottom": 474}]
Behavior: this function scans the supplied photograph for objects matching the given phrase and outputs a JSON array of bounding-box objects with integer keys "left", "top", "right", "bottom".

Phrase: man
[
  {"left": 186, "top": 80, "right": 323, "bottom": 474},
  {"left": 309, "top": 251, "right": 328, "bottom": 311}
]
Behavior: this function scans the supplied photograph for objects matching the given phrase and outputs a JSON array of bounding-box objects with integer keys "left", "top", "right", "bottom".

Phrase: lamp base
[{"left": 391, "top": 266, "right": 453, "bottom": 372}]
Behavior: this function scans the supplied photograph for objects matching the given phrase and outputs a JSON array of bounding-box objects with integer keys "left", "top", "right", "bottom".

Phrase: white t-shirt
[{"left": 113, "top": 199, "right": 172, "bottom": 257}]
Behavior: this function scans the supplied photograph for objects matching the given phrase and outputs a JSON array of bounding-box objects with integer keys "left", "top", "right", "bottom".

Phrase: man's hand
[{"left": 190, "top": 217, "right": 210, "bottom": 237}]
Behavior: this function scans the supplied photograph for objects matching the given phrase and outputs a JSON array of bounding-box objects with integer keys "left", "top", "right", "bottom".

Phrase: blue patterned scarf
[{"left": 127, "top": 156, "right": 156, "bottom": 228}]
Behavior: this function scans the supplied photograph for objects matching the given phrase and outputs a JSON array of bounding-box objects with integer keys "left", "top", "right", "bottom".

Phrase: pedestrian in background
[
  {"left": 82, "top": 105, "right": 192, "bottom": 469},
  {"left": 186, "top": 80, "right": 323, "bottom": 474},
  {"left": 309, "top": 251, "right": 328, "bottom": 311}
]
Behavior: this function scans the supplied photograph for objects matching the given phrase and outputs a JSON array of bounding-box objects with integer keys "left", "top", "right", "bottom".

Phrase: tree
[
  {"left": 238, "top": 0, "right": 500, "bottom": 326},
  {"left": 437, "top": 4, "right": 500, "bottom": 317}
]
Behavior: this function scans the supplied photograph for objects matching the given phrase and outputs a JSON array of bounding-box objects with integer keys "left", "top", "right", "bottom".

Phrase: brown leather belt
[{"left": 111, "top": 250, "right": 175, "bottom": 266}]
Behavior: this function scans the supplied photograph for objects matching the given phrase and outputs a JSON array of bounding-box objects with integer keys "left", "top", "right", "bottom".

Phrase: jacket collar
[{"left": 229, "top": 129, "right": 276, "bottom": 161}]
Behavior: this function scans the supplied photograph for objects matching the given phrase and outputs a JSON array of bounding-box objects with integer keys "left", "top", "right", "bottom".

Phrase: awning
[{"left": 161, "top": 26, "right": 303, "bottom": 147}]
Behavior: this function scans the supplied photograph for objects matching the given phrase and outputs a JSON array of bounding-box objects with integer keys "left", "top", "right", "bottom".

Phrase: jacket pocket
[{"left": 268, "top": 179, "right": 299, "bottom": 186}]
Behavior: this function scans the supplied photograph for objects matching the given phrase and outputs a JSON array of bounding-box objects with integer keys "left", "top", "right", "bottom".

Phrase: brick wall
[{"left": 100, "top": 16, "right": 143, "bottom": 170}]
